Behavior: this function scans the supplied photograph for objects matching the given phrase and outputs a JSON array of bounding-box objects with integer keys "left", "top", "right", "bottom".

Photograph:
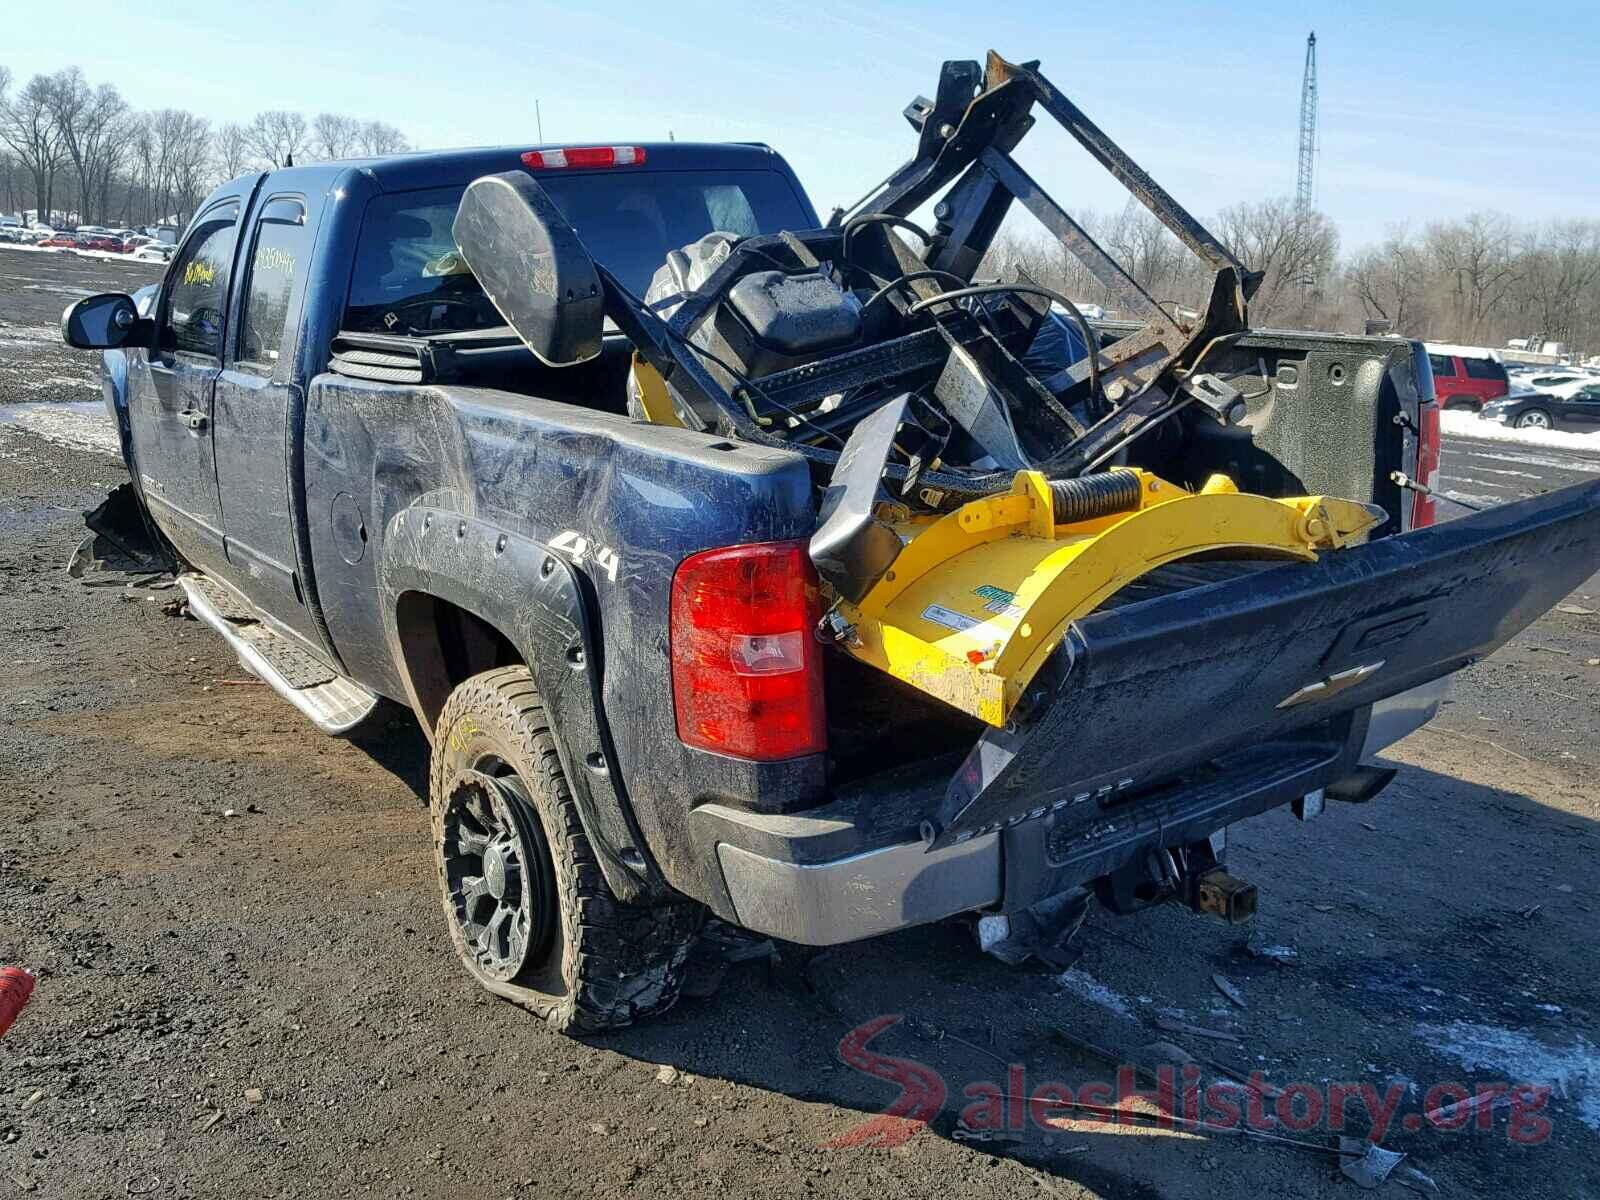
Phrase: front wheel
[
  {"left": 1515, "top": 410, "right": 1552, "bottom": 430},
  {"left": 429, "top": 666, "right": 703, "bottom": 1032}
]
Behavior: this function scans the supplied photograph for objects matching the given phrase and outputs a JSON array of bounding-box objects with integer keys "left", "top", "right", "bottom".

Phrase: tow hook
[{"left": 1189, "top": 868, "right": 1258, "bottom": 924}]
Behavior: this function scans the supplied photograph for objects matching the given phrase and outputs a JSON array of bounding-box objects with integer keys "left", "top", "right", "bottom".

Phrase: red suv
[{"left": 1425, "top": 344, "right": 1509, "bottom": 412}]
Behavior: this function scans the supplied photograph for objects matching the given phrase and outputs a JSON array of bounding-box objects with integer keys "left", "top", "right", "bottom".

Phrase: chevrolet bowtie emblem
[{"left": 1277, "top": 661, "right": 1386, "bottom": 709}]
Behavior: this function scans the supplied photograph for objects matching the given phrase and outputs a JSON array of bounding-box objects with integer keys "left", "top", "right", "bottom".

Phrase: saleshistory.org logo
[{"left": 824, "top": 1016, "right": 1556, "bottom": 1150}]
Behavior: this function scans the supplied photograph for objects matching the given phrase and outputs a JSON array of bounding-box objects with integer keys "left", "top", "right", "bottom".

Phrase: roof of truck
[{"left": 226, "top": 142, "right": 793, "bottom": 198}]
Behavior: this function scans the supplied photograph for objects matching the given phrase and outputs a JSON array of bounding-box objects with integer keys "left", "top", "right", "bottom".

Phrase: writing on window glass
[
  {"left": 184, "top": 259, "right": 218, "bottom": 287},
  {"left": 257, "top": 247, "right": 295, "bottom": 276}
]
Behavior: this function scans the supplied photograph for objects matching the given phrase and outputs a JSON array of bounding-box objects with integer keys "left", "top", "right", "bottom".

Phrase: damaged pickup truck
[{"left": 63, "top": 53, "right": 1600, "bottom": 1031}]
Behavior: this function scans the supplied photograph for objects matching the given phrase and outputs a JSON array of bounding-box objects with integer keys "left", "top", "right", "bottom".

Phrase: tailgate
[{"left": 930, "top": 479, "right": 1600, "bottom": 849}]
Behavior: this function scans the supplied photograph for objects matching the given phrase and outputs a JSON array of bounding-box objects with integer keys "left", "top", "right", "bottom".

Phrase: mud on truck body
[{"left": 63, "top": 53, "right": 1600, "bottom": 1031}]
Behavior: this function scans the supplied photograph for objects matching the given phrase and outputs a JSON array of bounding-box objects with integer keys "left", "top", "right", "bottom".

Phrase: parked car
[
  {"left": 1425, "top": 344, "right": 1510, "bottom": 411},
  {"left": 1480, "top": 385, "right": 1600, "bottom": 432},
  {"left": 77, "top": 234, "right": 123, "bottom": 252},
  {"left": 39, "top": 233, "right": 79, "bottom": 249},
  {"left": 1514, "top": 371, "right": 1589, "bottom": 393},
  {"left": 131, "top": 241, "right": 175, "bottom": 263},
  {"left": 57, "top": 54, "right": 1600, "bottom": 1033}
]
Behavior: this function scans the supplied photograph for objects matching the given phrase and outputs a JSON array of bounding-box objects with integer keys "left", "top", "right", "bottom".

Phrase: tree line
[
  {"left": 0, "top": 64, "right": 409, "bottom": 230},
  {"left": 990, "top": 198, "right": 1600, "bottom": 359}
]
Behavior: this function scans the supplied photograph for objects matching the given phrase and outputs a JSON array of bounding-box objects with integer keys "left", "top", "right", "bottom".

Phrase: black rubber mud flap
[{"left": 929, "top": 479, "right": 1600, "bottom": 849}]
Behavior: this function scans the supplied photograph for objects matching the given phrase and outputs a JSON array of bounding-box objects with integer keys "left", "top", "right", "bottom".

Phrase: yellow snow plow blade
[{"left": 831, "top": 469, "right": 1384, "bottom": 727}]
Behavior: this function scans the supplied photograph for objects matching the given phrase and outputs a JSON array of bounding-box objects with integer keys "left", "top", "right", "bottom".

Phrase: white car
[
  {"left": 1539, "top": 377, "right": 1600, "bottom": 400},
  {"left": 132, "top": 242, "right": 176, "bottom": 264},
  {"left": 1506, "top": 370, "right": 1588, "bottom": 399}
]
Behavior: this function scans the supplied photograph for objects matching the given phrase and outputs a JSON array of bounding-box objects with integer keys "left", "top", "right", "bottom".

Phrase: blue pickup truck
[{"left": 62, "top": 55, "right": 1600, "bottom": 1032}]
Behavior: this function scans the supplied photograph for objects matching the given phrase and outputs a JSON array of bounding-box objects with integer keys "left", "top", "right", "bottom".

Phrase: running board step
[{"left": 178, "top": 573, "right": 378, "bottom": 735}]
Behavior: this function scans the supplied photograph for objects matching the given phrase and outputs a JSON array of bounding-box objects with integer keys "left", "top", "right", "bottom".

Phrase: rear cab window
[{"left": 342, "top": 170, "right": 812, "bottom": 336}]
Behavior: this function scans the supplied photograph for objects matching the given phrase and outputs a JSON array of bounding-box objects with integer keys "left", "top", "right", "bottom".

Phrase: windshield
[{"left": 344, "top": 169, "right": 811, "bottom": 336}]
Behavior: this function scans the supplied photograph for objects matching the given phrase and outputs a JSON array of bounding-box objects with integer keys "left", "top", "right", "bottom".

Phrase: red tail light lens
[
  {"left": 670, "top": 541, "right": 825, "bottom": 761},
  {"left": 1412, "top": 400, "right": 1441, "bottom": 528},
  {"left": 520, "top": 146, "right": 647, "bottom": 170}
]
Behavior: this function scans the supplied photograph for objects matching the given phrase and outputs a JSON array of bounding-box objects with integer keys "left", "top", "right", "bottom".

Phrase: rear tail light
[
  {"left": 670, "top": 541, "right": 825, "bottom": 761},
  {"left": 521, "top": 146, "right": 647, "bottom": 170},
  {"left": 1411, "top": 399, "right": 1442, "bottom": 528}
]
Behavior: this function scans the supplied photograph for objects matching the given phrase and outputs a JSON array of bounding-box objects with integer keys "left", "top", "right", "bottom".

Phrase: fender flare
[{"left": 378, "top": 504, "right": 664, "bottom": 904}]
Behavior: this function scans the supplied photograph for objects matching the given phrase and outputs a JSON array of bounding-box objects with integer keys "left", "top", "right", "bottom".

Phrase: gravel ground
[{"left": 2, "top": 248, "right": 1599, "bottom": 1199}]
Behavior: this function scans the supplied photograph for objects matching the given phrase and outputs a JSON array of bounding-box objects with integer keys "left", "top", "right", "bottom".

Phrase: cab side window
[
  {"left": 237, "top": 197, "right": 310, "bottom": 370},
  {"left": 161, "top": 203, "right": 240, "bottom": 359},
  {"left": 1428, "top": 354, "right": 1457, "bottom": 378}
]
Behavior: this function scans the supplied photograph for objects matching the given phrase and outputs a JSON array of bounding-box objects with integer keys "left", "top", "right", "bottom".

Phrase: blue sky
[{"left": 5, "top": 0, "right": 1596, "bottom": 248}]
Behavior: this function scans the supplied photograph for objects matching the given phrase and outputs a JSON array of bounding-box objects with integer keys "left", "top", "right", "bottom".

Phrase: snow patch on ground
[
  {"left": 1056, "top": 968, "right": 1135, "bottom": 1019},
  {"left": 0, "top": 402, "right": 119, "bottom": 456},
  {"left": 1417, "top": 1021, "right": 1600, "bottom": 1132},
  {"left": 1442, "top": 408, "right": 1600, "bottom": 455},
  {"left": 23, "top": 376, "right": 97, "bottom": 393},
  {"left": 0, "top": 323, "right": 63, "bottom": 346}
]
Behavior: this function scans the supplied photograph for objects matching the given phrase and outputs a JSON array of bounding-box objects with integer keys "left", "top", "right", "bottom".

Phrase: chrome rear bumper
[{"left": 709, "top": 681, "right": 1449, "bottom": 947}]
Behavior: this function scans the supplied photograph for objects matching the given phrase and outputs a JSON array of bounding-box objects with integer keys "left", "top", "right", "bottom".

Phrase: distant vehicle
[
  {"left": 1513, "top": 371, "right": 1589, "bottom": 394},
  {"left": 1425, "top": 344, "right": 1510, "bottom": 412},
  {"left": 39, "top": 233, "right": 79, "bottom": 249},
  {"left": 1480, "top": 384, "right": 1600, "bottom": 432},
  {"left": 77, "top": 234, "right": 123, "bottom": 252},
  {"left": 0, "top": 227, "right": 21, "bottom": 243},
  {"left": 131, "top": 241, "right": 175, "bottom": 263},
  {"left": 125, "top": 234, "right": 153, "bottom": 249}
]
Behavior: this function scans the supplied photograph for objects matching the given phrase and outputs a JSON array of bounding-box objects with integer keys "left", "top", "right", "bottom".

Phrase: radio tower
[{"left": 1296, "top": 31, "right": 1318, "bottom": 214}]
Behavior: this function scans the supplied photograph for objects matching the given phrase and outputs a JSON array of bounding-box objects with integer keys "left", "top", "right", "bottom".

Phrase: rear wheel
[
  {"left": 429, "top": 666, "right": 703, "bottom": 1032},
  {"left": 1515, "top": 410, "right": 1552, "bottom": 430}
]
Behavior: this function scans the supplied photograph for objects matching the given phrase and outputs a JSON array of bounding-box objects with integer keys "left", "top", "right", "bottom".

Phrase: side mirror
[
  {"left": 451, "top": 171, "right": 603, "bottom": 366},
  {"left": 62, "top": 292, "right": 147, "bottom": 350}
]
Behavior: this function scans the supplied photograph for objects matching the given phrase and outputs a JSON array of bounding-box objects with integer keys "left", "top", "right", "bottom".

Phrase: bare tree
[
  {"left": 245, "top": 110, "right": 308, "bottom": 168},
  {"left": 47, "top": 68, "right": 132, "bottom": 225},
  {"left": 215, "top": 121, "right": 252, "bottom": 180},
  {"left": 1215, "top": 198, "right": 1340, "bottom": 328},
  {"left": 312, "top": 112, "right": 360, "bottom": 160},
  {"left": 159, "top": 110, "right": 212, "bottom": 224},
  {"left": 1101, "top": 200, "right": 1198, "bottom": 311},
  {"left": 1424, "top": 212, "right": 1519, "bottom": 343},
  {"left": 0, "top": 73, "right": 69, "bottom": 225},
  {"left": 1504, "top": 220, "right": 1600, "bottom": 347},
  {"left": 356, "top": 119, "right": 409, "bottom": 156},
  {"left": 1346, "top": 225, "right": 1429, "bottom": 335}
]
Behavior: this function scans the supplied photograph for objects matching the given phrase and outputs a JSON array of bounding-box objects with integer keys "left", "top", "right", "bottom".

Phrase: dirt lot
[{"left": 3, "top": 247, "right": 1599, "bottom": 1199}]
